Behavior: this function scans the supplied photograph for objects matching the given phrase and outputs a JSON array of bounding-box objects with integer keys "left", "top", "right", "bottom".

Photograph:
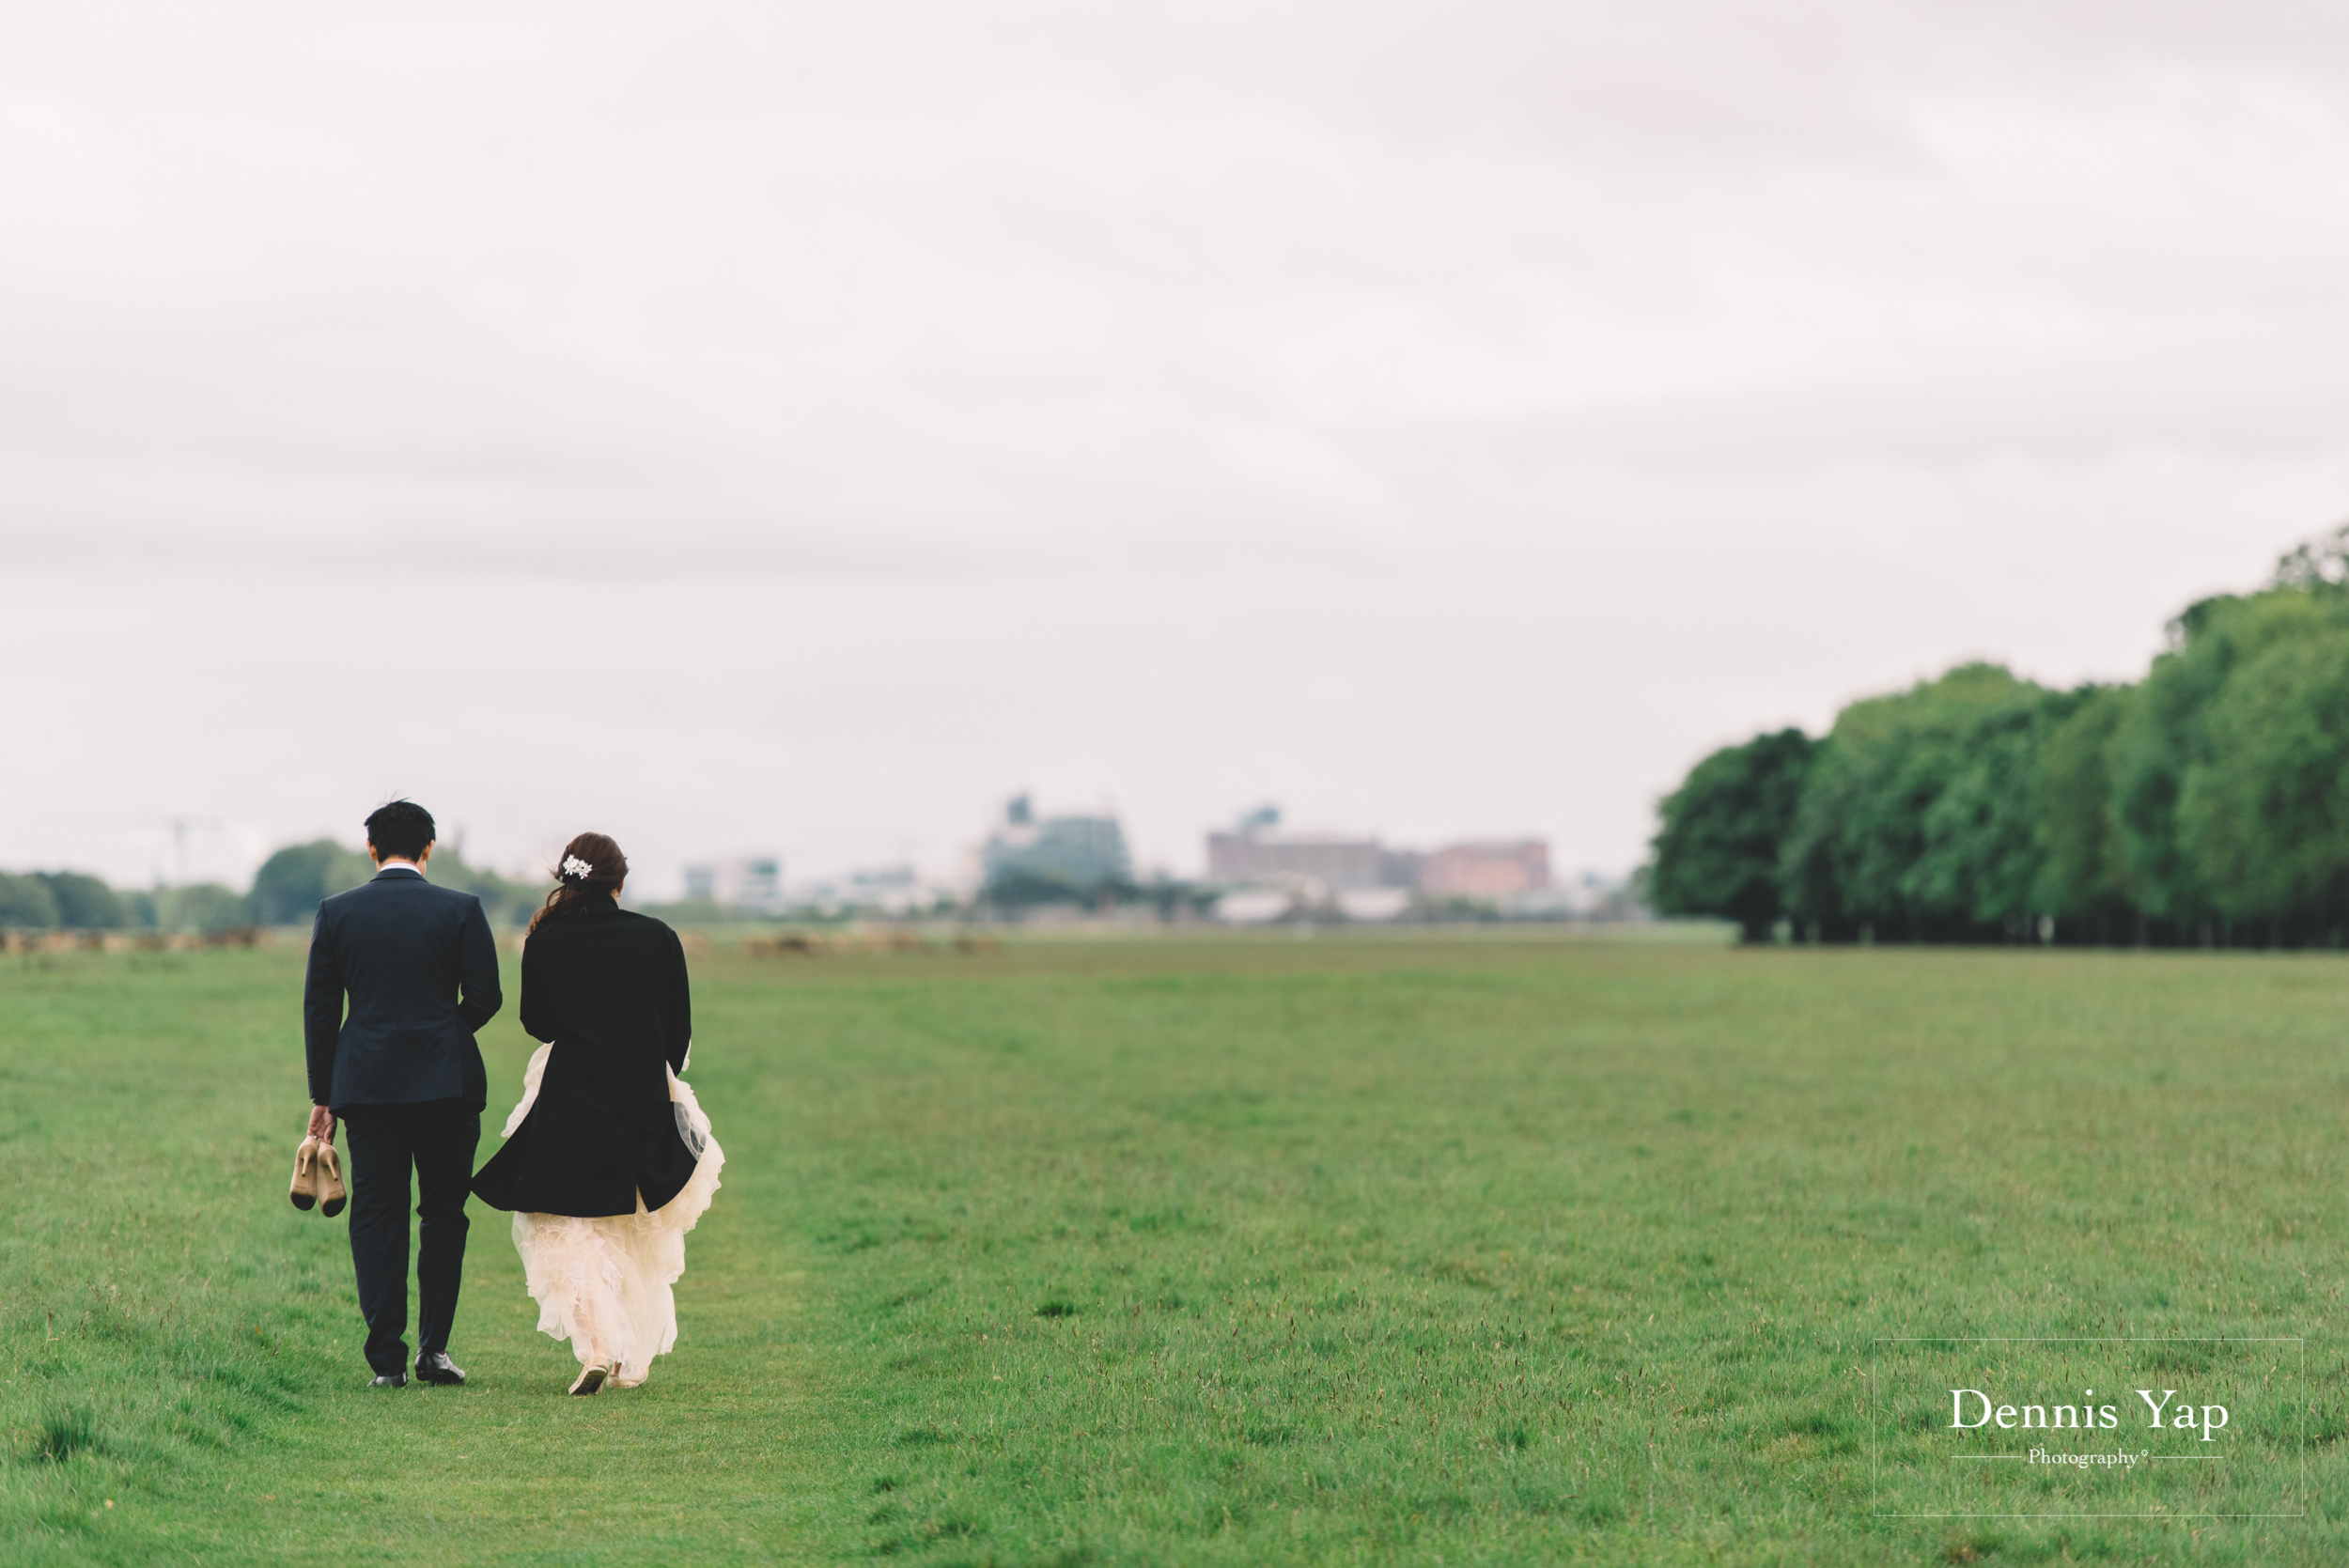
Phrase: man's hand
[{"left": 308, "top": 1104, "right": 336, "bottom": 1142}]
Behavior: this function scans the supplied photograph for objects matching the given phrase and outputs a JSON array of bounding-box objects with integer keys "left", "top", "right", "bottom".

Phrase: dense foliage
[
  {"left": 1648, "top": 728, "right": 1813, "bottom": 943},
  {"left": 1652, "top": 527, "right": 2349, "bottom": 945},
  {"left": 0, "top": 873, "right": 61, "bottom": 930},
  {"left": 248, "top": 839, "right": 377, "bottom": 925},
  {"left": 0, "top": 840, "right": 545, "bottom": 932}
]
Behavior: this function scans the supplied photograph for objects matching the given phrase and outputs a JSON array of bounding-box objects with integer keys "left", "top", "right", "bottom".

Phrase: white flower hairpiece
[{"left": 561, "top": 854, "right": 595, "bottom": 881}]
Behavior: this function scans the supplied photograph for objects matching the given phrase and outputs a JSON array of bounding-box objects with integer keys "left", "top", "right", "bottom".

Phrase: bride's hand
[{"left": 308, "top": 1104, "right": 336, "bottom": 1142}]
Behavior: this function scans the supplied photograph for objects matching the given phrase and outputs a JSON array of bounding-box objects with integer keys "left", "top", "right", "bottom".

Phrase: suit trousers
[{"left": 341, "top": 1098, "right": 480, "bottom": 1375}]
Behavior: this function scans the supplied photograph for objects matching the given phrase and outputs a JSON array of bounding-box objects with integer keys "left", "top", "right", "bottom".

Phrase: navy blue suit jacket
[{"left": 303, "top": 866, "right": 503, "bottom": 1110}]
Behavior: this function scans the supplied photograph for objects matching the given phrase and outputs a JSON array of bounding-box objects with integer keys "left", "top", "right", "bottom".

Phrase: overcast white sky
[{"left": 4, "top": 2, "right": 2344, "bottom": 893}]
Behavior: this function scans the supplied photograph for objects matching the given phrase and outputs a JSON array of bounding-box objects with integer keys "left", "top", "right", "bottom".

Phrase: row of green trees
[
  {"left": 0, "top": 872, "right": 241, "bottom": 934},
  {"left": 0, "top": 842, "right": 549, "bottom": 933},
  {"left": 1650, "top": 528, "right": 2349, "bottom": 946}
]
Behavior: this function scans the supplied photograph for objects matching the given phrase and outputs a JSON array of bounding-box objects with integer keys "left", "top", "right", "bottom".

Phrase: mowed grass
[{"left": 2, "top": 934, "right": 2347, "bottom": 1565}]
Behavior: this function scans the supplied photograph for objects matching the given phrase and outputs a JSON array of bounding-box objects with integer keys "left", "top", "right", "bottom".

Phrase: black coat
[
  {"left": 469, "top": 903, "right": 698, "bottom": 1219},
  {"left": 304, "top": 867, "right": 503, "bottom": 1110}
]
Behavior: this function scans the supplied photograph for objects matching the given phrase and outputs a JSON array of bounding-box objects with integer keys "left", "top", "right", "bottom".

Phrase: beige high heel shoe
[
  {"left": 568, "top": 1359, "right": 613, "bottom": 1396},
  {"left": 313, "top": 1140, "right": 347, "bottom": 1219},
  {"left": 289, "top": 1137, "right": 320, "bottom": 1210}
]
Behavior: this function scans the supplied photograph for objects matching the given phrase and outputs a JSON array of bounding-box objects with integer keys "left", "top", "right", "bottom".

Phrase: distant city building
[
  {"left": 682, "top": 856, "right": 783, "bottom": 912},
  {"left": 1417, "top": 841, "right": 1550, "bottom": 897},
  {"left": 1206, "top": 805, "right": 1549, "bottom": 907},
  {"left": 1212, "top": 889, "right": 1294, "bottom": 924},
  {"left": 788, "top": 864, "right": 946, "bottom": 917},
  {"left": 1206, "top": 807, "right": 1398, "bottom": 890},
  {"left": 1206, "top": 831, "right": 1389, "bottom": 889},
  {"left": 982, "top": 795, "right": 1131, "bottom": 893},
  {"left": 1334, "top": 887, "right": 1413, "bottom": 921}
]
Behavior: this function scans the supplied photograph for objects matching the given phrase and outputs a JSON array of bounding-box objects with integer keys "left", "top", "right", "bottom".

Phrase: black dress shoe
[
  {"left": 369, "top": 1372, "right": 407, "bottom": 1388},
  {"left": 414, "top": 1352, "right": 466, "bottom": 1386}
]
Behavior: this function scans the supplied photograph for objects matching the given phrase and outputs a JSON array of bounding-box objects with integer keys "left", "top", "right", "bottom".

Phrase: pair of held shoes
[
  {"left": 371, "top": 1353, "right": 466, "bottom": 1389},
  {"left": 288, "top": 1136, "right": 346, "bottom": 1217}
]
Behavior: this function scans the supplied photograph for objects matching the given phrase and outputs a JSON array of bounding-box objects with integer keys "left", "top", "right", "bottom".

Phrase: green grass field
[{"left": 3, "top": 934, "right": 2345, "bottom": 1565}]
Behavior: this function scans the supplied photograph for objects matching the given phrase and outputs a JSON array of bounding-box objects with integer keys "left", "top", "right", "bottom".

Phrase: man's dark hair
[{"left": 364, "top": 800, "right": 437, "bottom": 862}]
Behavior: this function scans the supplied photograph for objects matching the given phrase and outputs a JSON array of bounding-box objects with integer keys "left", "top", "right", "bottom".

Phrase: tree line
[
  {"left": 1648, "top": 528, "right": 2349, "bottom": 947},
  {"left": 0, "top": 841, "right": 546, "bottom": 933}
]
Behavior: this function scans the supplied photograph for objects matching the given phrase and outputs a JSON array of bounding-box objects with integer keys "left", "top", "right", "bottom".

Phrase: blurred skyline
[{"left": 4, "top": 3, "right": 2341, "bottom": 893}]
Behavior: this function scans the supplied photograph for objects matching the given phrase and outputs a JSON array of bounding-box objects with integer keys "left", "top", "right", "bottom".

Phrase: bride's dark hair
[{"left": 528, "top": 831, "right": 629, "bottom": 936}]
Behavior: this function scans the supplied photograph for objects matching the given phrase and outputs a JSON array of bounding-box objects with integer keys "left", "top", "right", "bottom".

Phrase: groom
[{"left": 303, "top": 800, "right": 503, "bottom": 1388}]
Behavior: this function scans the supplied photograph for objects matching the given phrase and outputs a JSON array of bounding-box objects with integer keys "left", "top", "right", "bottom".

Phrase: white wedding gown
[{"left": 500, "top": 1043, "right": 724, "bottom": 1386}]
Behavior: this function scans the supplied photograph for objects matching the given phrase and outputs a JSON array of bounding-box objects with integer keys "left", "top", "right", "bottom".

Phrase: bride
[{"left": 470, "top": 832, "right": 723, "bottom": 1394}]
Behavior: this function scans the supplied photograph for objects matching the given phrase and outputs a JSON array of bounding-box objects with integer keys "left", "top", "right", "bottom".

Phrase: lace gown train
[{"left": 499, "top": 1043, "right": 724, "bottom": 1386}]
